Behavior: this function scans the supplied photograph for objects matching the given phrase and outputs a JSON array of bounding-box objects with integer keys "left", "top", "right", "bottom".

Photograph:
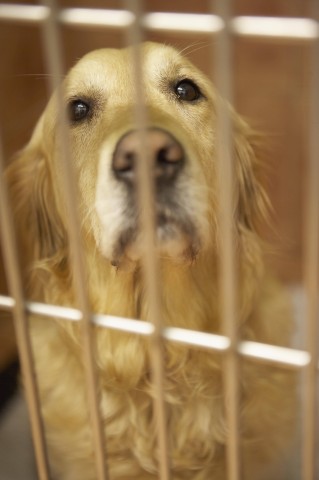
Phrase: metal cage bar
[
  {"left": 214, "top": 1, "right": 241, "bottom": 478},
  {"left": 302, "top": 1, "right": 319, "bottom": 479},
  {"left": 39, "top": 1, "right": 108, "bottom": 478},
  {"left": 0, "top": 139, "right": 50, "bottom": 479},
  {"left": 124, "top": 1, "right": 170, "bottom": 478}
]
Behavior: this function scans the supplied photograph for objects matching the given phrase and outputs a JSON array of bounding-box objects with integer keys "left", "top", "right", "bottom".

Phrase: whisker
[
  {"left": 177, "top": 41, "right": 210, "bottom": 58},
  {"left": 13, "top": 73, "right": 66, "bottom": 80}
]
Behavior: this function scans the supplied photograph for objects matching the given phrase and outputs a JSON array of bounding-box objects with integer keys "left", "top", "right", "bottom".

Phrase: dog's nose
[{"left": 112, "top": 128, "right": 184, "bottom": 183}]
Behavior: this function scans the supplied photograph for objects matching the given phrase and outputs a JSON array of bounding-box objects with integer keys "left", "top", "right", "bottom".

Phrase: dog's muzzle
[{"left": 104, "top": 127, "right": 201, "bottom": 269}]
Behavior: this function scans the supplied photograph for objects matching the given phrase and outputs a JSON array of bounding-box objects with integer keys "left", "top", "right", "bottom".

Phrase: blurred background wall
[{"left": 0, "top": 0, "right": 313, "bottom": 368}]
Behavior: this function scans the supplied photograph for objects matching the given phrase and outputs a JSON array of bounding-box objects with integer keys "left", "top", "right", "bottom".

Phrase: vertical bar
[
  {"left": 40, "top": 1, "right": 108, "bottom": 479},
  {"left": 124, "top": 1, "right": 170, "bottom": 479},
  {"left": 302, "top": 1, "right": 319, "bottom": 478},
  {"left": 213, "top": 1, "right": 241, "bottom": 479},
  {"left": 0, "top": 137, "right": 51, "bottom": 480}
]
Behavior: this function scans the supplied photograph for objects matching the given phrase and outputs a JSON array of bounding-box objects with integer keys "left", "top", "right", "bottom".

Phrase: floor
[{"left": 0, "top": 393, "right": 36, "bottom": 480}]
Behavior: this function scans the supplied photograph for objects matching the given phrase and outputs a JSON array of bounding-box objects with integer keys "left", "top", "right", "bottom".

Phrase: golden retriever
[{"left": 6, "top": 42, "right": 297, "bottom": 480}]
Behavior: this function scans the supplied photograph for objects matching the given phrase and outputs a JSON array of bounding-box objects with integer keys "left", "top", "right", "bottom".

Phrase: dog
[{"left": 6, "top": 42, "right": 297, "bottom": 479}]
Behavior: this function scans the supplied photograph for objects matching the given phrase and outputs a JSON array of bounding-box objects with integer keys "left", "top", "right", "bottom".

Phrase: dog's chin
[{"left": 110, "top": 220, "right": 200, "bottom": 272}]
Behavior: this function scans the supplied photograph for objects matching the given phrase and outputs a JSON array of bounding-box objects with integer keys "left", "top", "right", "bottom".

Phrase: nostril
[
  {"left": 112, "top": 147, "right": 136, "bottom": 181},
  {"left": 156, "top": 142, "right": 184, "bottom": 182},
  {"left": 157, "top": 143, "right": 184, "bottom": 165},
  {"left": 116, "top": 151, "right": 135, "bottom": 172}
]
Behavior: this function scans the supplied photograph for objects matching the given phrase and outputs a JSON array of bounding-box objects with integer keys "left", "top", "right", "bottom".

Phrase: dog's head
[{"left": 6, "top": 42, "right": 265, "bottom": 276}]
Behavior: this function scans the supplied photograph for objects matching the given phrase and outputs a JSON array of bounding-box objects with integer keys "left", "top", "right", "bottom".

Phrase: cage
[{"left": 0, "top": 1, "right": 318, "bottom": 480}]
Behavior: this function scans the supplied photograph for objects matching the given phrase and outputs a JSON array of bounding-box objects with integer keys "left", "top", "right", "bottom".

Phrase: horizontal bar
[
  {"left": 143, "top": 12, "right": 223, "bottom": 34},
  {"left": 232, "top": 16, "right": 318, "bottom": 40},
  {"left": 0, "top": 4, "right": 318, "bottom": 41},
  {"left": 239, "top": 340, "right": 310, "bottom": 369},
  {"left": 0, "top": 3, "right": 48, "bottom": 23},
  {"left": 94, "top": 313, "right": 153, "bottom": 336},
  {"left": 0, "top": 295, "right": 313, "bottom": 370},
  {"left": 26, "top": 300, "right": 82, "bottom": 321},
  {"left": 164, "top": 327, "right": 230, "bottom": 351},
  {"left": 0, "top": 294, "right": 15, "bottom": 310},
  {"left": 60, "top": 8, "right": 134, "bottom": 29}
]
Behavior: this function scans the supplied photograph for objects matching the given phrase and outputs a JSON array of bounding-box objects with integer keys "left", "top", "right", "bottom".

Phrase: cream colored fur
[{"left": 6, "top": 43, "right": 297, "bottom": 479}]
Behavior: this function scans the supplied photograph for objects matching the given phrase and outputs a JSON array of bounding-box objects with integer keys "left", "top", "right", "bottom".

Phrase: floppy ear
[
  {"left": 234, "top": 117, "right": 269, "bottom": 232},
  {"left": 5, "top": 117, "right": 66, "bottom": 274}
]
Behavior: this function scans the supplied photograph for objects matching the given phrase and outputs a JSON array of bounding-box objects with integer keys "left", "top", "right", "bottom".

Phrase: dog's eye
[
  {"left": 175, "top": 80, "right": 201, "bottom": 102},
  {"left": 68, "top": 99, "right": 90, "bottom": 122}
]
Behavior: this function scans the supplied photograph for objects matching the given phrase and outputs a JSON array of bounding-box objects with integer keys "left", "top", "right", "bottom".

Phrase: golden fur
[{"left": 7, "top": 43, "right": 297, "bottom": 479}]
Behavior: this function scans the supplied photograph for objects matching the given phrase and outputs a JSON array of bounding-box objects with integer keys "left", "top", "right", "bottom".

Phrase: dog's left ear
[
  {"left": 234, "top": 119, "right": 268, "bottom": 231},
  {"left": 5, "top": 115, "right": 66, "bottom": 274}
]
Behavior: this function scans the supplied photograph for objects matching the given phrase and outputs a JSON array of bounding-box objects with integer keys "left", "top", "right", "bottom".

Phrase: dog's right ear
[{"left": 5, "top": 116, "right": 66, "bottom": 272}]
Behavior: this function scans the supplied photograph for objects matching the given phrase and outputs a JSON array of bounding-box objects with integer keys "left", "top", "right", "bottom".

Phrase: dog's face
[
  {"left": 59, "top": 43, "right": 216, "bottom": 269},
  {"left": 8, "top": 42, "right": 264, "bottom": 274}
]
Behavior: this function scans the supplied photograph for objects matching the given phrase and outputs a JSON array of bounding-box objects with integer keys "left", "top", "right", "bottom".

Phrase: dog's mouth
[{"left": 110, "top": 209, "right": 200, "bottom": 270}]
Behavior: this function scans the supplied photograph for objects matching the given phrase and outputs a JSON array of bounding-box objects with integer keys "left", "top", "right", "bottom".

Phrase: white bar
[
  {"left": 143, "top": 12, "right": 224, "bottom": 33},
  {"left": 94, "top": 314, "right": 153, "bottom": 336},
  {"left": 60, "top": 8, "right": 134, "bottom": 28},
  {"left": 0, "top": 4, "right": 48, "bottom": 23},
  {"left": 232, "top": 16, "right": 318, "bottom": 40},
  {"left": 0, "top": 295, "right": 314, "bottom": 370},
  {"left": 239, "top": 341, "right": 310, "bottom": 369},
  {"left": 164, "top": 327, "right": 230, "bottom": 351},
  {"left": 0, "top": 293, "right": 15, "bottom": 310},
  {"left": 27, "top": 301, "right": 82, "bottom": 322},
  {"left": 0, "top": 5, "right": 318, "bottom": 41}
]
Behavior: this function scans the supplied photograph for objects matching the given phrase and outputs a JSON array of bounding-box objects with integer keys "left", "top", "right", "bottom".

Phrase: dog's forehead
[
  {"left": 65, "top": 49, "right": 130, "bottom": 95},
  {"left": 141, "top": 42, "right": 191, "bottom": 75},
  {"left": 65, "top": 43, "right": 198, "bottom": 96}
]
